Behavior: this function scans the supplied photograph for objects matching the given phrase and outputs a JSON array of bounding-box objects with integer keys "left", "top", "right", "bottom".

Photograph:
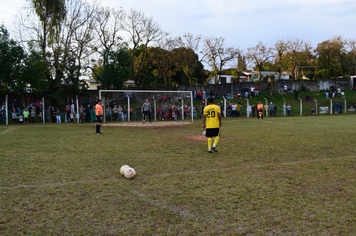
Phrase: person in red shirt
[{"left": 95, "top": 100, "right": 103, "bottom": 134}]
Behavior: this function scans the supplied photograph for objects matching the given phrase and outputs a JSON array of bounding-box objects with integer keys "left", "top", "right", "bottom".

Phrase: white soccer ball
[
  {"left": 124, "top": 167, "right": 136, "bottom": 179},
  {"left": 120, "top": 165, "right": 130, "bottom": 175},
  {"left": 203, "top": 131, "right": 206, "bottom": 136}
]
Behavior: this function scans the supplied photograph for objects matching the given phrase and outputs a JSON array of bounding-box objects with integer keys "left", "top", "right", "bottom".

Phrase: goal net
[{"left": 99, "top": 90, "right": 194, "bottom": 122}]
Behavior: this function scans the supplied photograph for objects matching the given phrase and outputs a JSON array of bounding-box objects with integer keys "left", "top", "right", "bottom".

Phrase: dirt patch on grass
[{"left": 102, "top": 121, "right": 193, "bottom": 127}]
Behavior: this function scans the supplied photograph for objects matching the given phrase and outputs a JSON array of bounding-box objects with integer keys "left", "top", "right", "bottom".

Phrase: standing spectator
[
  {"left": 335, "top": 102, "right": 339, "bottom": 114},
  {"left": 339, "top": 102, "right": 344, "bottom": 114},
  {"left": 136, "top": 105, "right": 141, "bottom": 121},
  {"left": 79, "top": 105, "right": 84, "bottom": 123},
  {"left": 118, "top": 105, "right": 123, "bottom": 121},
  {"left": 51, "top": 106, "right": 56, "bottom": 123},
  {"left": 142, "top": 99, "right": 151, "bottom": 123},
  {"left": 294, "top": 90, "right": 298, "bottom": 100},
  {"left": 71, "top": 102, "right": 76, "bottom": 122},
  {"left": 129, "top": 106, "right": 133, "bottom": 121},
  {"left": 245, "top": 87, "right": 249, "bottom": 98},
  {"left": 241, "top": 87, "right": 245, "bottom": 98},
  {"left": 193, "top": 90, "right": 197, "bottom": 101},
  {"left": 87, "top": 97, "right": 93, "bottom": 109},
  {"left": 47, "top": 106, "right": 52, "bottom": 123},
  {"left": 273, "top": 104, "right": 277, "bottom": 117},
  {"left": 231, "top": 102, "right": 237, "bottom": 117},
  {"left": 111, "top": 97, "right": 117, "bottom": 108},
  {"left": 284, "top": 84, "right": 288, "bottom": 94},
  {"left": 287, "top": 104, "right": 291, "bottom": 116},
  {"left": 65, "top": 105, "right": 71, "bottom": 123},
  {"left": 251, "top": 104, "right": 256, "bottom": 117},
  {"left": 311, "top": 105, "right": 315, "bottom": 115},
  {"left": 202, "top": 89, "right": 206, "bottom": 100},
  {"left": 34, "top": 99, "right": 41, "bottom": 116},
  {"left": 269, "top": 102, "right": 274, "bottom": 117},
  {"left": 94, "top": 96, "right": 99, "bottom": 105},
  {"left": 31, "top": 107, "right": 36, "bottom": 123},
  {"left": 23, "top": 108, "right": 29, "bottom": 124},
  {"left": 325, "top": 88, "right": 329, "bottom": 98},
  {"left": 0, "top": 109, "right": 4, "bottom": 125},
  {"left": 226, "top": 102, "right": 232, "bottom": 117},
  {"left": 236, "top": 103, "right": 241, "bottom": 117},
  {"left": 257, "top": 101, "right": 264, "bottom": 120},
  {"left": 112, "top": 105, "right": 118, "bottom": 121},
  {"left": 123, "top": 106, "right": 128, "bottom": 121},
  {"left": 255, "top": 86, "right": 259, "bottom": 96},
  {"left": 106, "top": 106, "right": 112, "bottom": 121},
  {"left": 85, "top": 104, "right": 91, "bottom": 123},
  {"left": 250, "top": 86, "right": 255, "bottom": 97},
  {"left": 56, "top": 108, "right": 61, "bottom": 123}
]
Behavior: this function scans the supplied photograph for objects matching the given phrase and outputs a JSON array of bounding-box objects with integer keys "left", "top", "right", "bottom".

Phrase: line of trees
[{"left": 1, "top": 0, "right": 356, "bottom": 106}]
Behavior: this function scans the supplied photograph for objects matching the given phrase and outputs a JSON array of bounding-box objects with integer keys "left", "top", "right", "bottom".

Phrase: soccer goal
[{"left": 99, "top": 90, "right": 194, "bottom": 122}]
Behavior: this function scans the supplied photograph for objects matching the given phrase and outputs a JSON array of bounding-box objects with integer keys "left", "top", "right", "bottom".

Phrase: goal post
[{"left": 99, "top": 90, "right": 194, "bottom": 122}]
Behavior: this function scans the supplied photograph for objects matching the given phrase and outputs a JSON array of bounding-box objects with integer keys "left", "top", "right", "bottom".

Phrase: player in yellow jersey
[{"left": 202, "top": 97, "right": 222, "bottom": 153}]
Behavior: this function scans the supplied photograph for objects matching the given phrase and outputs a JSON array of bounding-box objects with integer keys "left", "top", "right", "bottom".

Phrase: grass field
[{"left": 1, "top": 115, "right": 356, "bottom": 235}]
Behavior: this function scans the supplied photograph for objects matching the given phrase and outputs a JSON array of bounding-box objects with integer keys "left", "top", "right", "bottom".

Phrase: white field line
[
  {"left": 1, "top": 155, "right": 355, "bottom": 190},
  {"left": 0, "top": 127, "right": 15, "bottom": 135}
]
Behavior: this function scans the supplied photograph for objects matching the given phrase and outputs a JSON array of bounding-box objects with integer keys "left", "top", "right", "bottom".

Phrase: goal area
[{"left": 99, "top": 90, "right": 194, "bottom": 122}]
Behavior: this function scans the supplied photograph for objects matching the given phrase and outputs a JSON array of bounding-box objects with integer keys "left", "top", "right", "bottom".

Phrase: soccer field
[{"left": 1, "top": 116, "right": 356, "bottom": 235}]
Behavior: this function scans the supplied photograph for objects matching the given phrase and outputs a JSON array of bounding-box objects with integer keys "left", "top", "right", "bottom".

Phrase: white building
[{"left": 207, "top": 71, "right": 290, "bottom": 84}]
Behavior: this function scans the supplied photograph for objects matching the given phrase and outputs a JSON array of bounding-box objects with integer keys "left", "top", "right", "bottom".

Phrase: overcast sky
[{"left": 1, "top": 0, "right": 356, "bottom": 51}]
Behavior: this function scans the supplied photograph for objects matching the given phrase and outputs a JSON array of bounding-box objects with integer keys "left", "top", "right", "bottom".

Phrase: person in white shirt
[
  {"left": 231, "top": 103, "right": 237, "bottom": 117},
  {"left": 247, "top": 104, "right": 251, "bottom": 118}
]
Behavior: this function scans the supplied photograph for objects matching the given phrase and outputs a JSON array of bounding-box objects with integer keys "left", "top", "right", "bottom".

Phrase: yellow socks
[
  {"left": 208, "top": 138, "right": 212, "bottom": 151},
  {"left": 213, "top": 136, "right": 220, "bottom": 147}
]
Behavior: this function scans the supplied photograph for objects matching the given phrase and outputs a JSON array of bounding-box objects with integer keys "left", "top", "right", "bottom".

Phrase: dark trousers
[
  {"left": 257, "top": 110, "right": 264, "bottom": 119},
  {"left": 143, "top": 111, "right": 151, "bottom": 122},
  {"left": 85, "top": 113, "right": 90, "bottom": 123}
]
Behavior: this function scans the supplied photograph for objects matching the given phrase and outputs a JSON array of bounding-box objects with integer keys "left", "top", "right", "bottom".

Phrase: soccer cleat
[
  {"left": 212, "top": 146, "right": 218, "bottom": 152},
  {"left": 143, "top": 120, "right": 145, "bottom": 124},
  {"left": 208, "top": 150, "right": 212, "bottom": 153}
]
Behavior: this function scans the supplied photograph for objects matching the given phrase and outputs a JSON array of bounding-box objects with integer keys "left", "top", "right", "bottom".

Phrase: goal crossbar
[{"left": 99, "top": 90, "right": 194, "bottom": 122}]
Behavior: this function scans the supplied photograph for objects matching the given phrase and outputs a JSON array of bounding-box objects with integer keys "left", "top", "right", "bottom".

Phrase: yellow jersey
[{"left": 203, "top": 104, "right": 221, "bottom": 129}]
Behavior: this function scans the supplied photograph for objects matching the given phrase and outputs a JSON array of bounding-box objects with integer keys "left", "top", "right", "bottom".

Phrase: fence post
[
  {"left": 224, "top": 98, "right": 227, "bottom": 118},
  {"left": 315, "top": 99, "right": 318, "bottom": 115},
  {"left": 299, "top": 97, "right": 303, "bottom": 116},
  {"left": 264, "top": 97, "right": 268, "bottom": 117},
  {"left": 344, "top": 98, "right": 347, "bottom": 114},
  {"left": 245, "top": 98, "right": 250, "bottom": 118},
  {"left": 283, "top": 97, "right": 286, "bottom": 117},
  {"left": 330, "top": 98, "right": 333, "bottom": 115}
]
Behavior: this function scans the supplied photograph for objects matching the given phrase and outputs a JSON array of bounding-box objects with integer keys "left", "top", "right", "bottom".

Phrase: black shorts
[
  {"left": 96, "top": 115, "right": 102, "bottom": 123},
  {"left": 206, "top": 128, "right": 220, "bottom": 138}
]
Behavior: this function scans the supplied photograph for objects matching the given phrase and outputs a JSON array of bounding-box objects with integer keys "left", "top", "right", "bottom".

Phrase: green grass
[{"left": 1, "top": 115, "right": 356, "bottom": 235}]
